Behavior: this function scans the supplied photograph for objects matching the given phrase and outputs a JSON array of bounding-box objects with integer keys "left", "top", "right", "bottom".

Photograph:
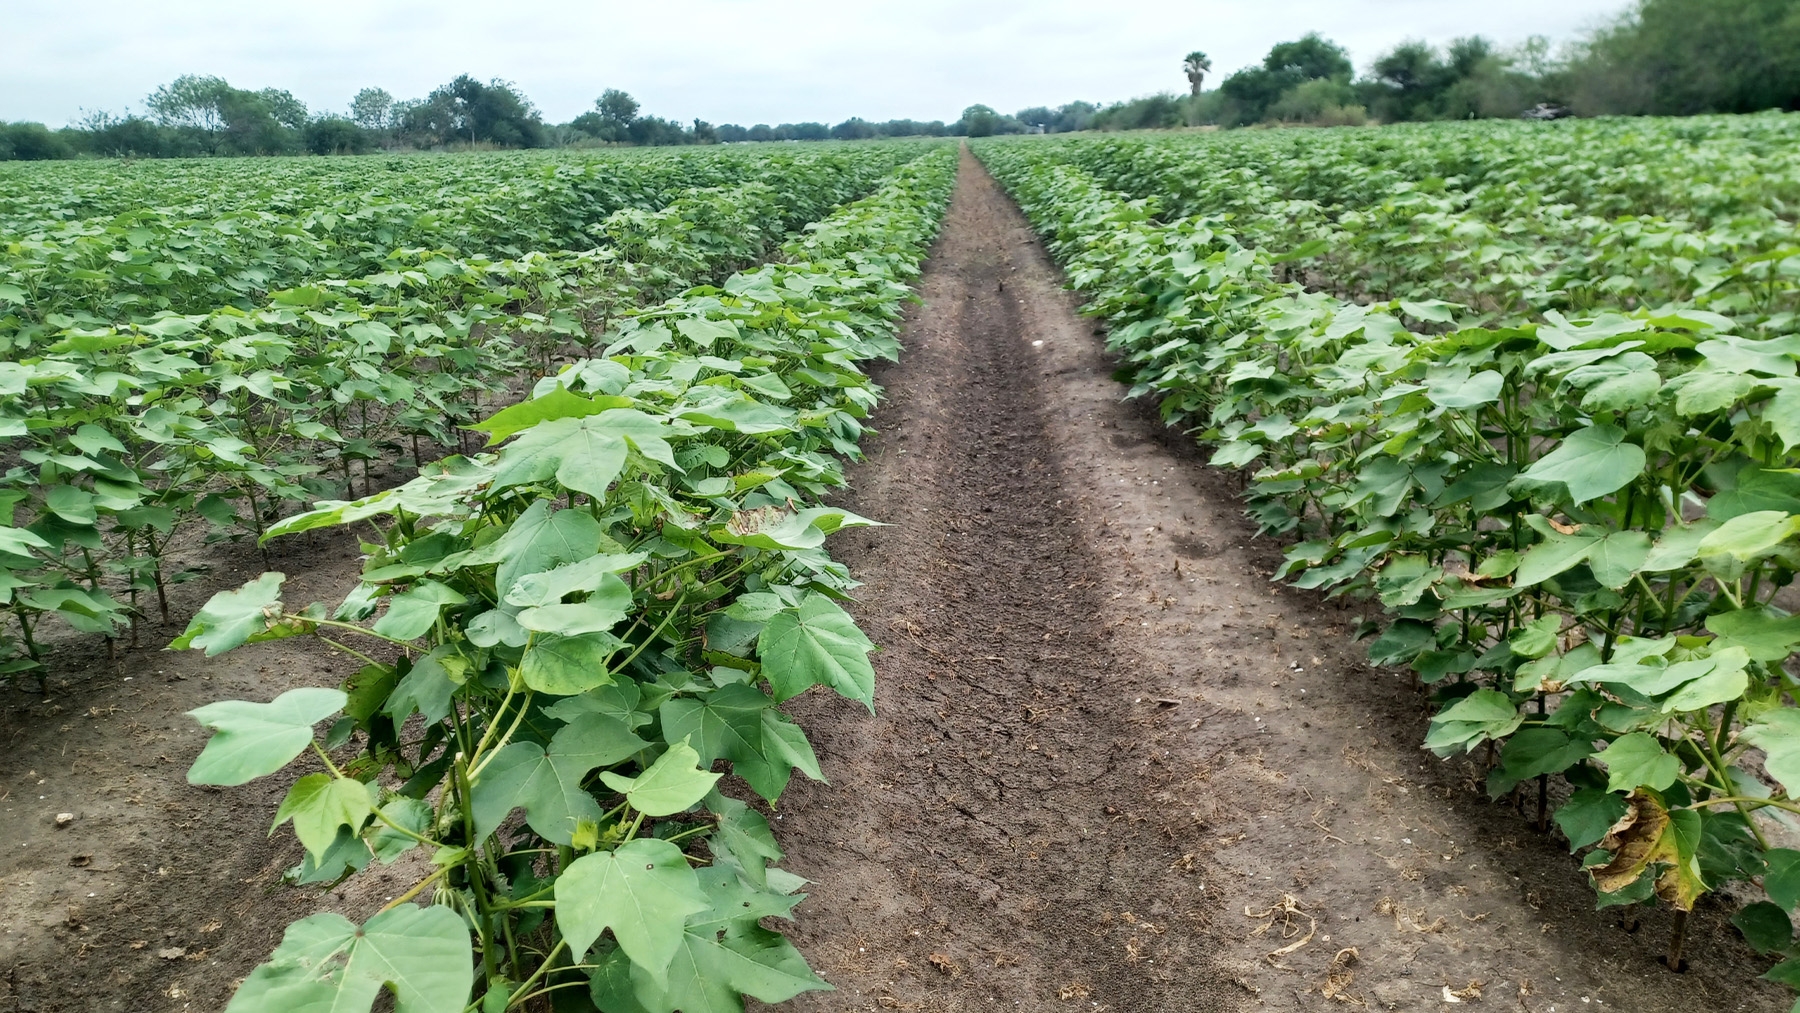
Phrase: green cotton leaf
[
  {"left": 543, "top": 680, "right": 648, "bottom": 728},
  {"left": 691, "top": 866, "right": 806, "bottom": 929},
  {"left": 1766, "top": 380, "right": 1800, "bottom": 454},
  {"left": 1424, "top": 369, "right": 1503, "bottom": 409},
  {"left": 1766, "top": 957, "right": 1800, "bottom": 990},
  {"left": 467, "top": 609, "right": 530, "bottom": 649},
  {"left": 288, "top": 826, "right": 373, "bottom": 886},
  {"left": 369, "top": 798, "right": 433, "bottom": 864},
  {"left": 712, "top": 506, "right": 877, "bottom": 552},
  {"left": 492, "top": 414, "right": 624, "bottom": 496},
  {"left": 1712, "top": 607, "right": 1800, "bottom": 662},
  {"left": 1733, "top": 902, "right": 1795, "bottom": 954},
  {"left": 1641, "top": 521, "right": 1718, "bottom": 572},
  {"left": 371, "top": 581, "right": 467, "bottom": 641},
  {"left": 263, "top": 489, "right": 405, "bottom": 540},
  {"left": 758, "top": 594, "right": 876, "bottom": 710},
  {"left": 662, "top": 686, "right": 822, "bottom": 803},
  {"left": 490, "top": 409, "right": 675, "bottom": 497},
  {"left": 469, "top": 385, "right": 632, "bottom": 445},
  {"left": 738, "top": 373, "right": 791, "bottom": 401},
  {"left": 1698, "top": 510, "right": 1800, "bottom": 562},
  {"left": 517, "top": 632, "right": 626, "bottom": 695},
  {"left": 1514, "top": 521, "right": 1602, "bottom": 588},
  {"left": 386, "top": 646, "right": 466, "bottom": 724},
  {"left": 1513, "top": 425, "right": 1645, "bottom": 505},
  {"left": 1707, "top": 467, "right": 1800, "bottom": 521},
  {"left": 675, "top": 317, "right": 741, "bottom": 347},
  {"left": 1741, "top": 709, "right": 1800, "bottom": 797},
  {"left": 503, "top": 553, "right": 646, "bottom": 608},
  {"left": 738, "top": 709, "right": 825, "bottom": 802},
  {"left": 171, "top": 572, "right": 287, "bottom": 656},
  {"left": 1366, "top": 619, "right": 1435, "bottom": 666},
  {"left": 223, "top": 906, "right": 472, "bottom": 1013},
  {"left": 593, "top": 920, "right": 831, "bottom": 1013},
  {"left": 556, "top": 839, "right": 710, "bottom": 982},
  {"left": 1660, "top": 647, "right": 1750, "bottom": 713},
  {"left": 1348, "top": 457, "right": 1413, "bottom": 517},
  {"left": 1508, "top": 614, "right": 1563, "bottom": 659},
  {"left": 471, "top": 713, "right": 648, "bottom": 845},
  {"left": 1764, "top": 848, "right": 1800, "bottom": 910},
  {"left": 1567, "top": 352, "right": 1662, "bottom": 412},
  {"left": 599, "top": 739, "right": 722, "bottom": 817},
  {"left": 1595, "top": 732, "right": 1681, "bottom": 793},
  {"left": 491, "top": 503, "right": 605, "bottom": 601},
  {"left": 661, "top": 684, "right": 772, "bottom": 770},
  {"left": 0, "top": 524, "right": 52, "bottom": 557},
  {"left": 1577, "top": 656, "right": 1694, "bottom": 697},
  {"left": 1697, "top": 335, "right": 1800, "bottom": 377},
  {"left": 707, "top": 791, "right": 783, "bottom": 888},
  {"left": 44, "top": 484, "right": 97, "bottom": 524},
  {"left": 1555, "top": 788, "right": 1631, "bottom": 851},
  {"left": 274, "top": 774, "right": 375, "bottom": 860},
  {"left": 679, "top": 394, "right": 799, "bottom": 435},
  {"left": 1399, "top": 299, "right": 1457, "bottom": 324},
  {"left": 516, "top": 601, "right": 632, "bottom": 637},
  {"left": 1490, "top": 727, "right": 1594, "bottom": 796},
  {"left": 68, "top": 423, "right": 126, "bottom": 456},
  {"left": 1586, "top": 530, "right": 1653, "bottom": 590},
  {"left": 1210, "top": 440, "right": 1263, "bottom": 468},
  {"left": 1665, "top": 368, "right": 1755, "bottom": 416},
  {"left": 1423, "top": 689, "right": 1522, "bottom": 756},
  {"left": 187, "top": 687, "right": 347, "bottom": 787}
]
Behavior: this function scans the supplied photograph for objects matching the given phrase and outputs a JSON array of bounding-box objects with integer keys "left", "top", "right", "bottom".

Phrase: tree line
[
  {"left": 0, "top": 74, "right": 1019, "bottom": 160},
  {"left": 1023, "top": 0, "right": 1799, "bottom": 132},
  {"left": 3, "top": 0, "right": 1795, "bottom": 160}
]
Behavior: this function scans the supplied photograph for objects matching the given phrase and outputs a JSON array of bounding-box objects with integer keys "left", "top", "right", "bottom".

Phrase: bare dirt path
[{"left": 765, "top": 149, "right": 1787, "bottom": 1013}]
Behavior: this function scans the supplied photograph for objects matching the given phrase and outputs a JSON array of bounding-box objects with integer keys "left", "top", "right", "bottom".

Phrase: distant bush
[
  {"left": 303, "top": 118, "right": 375, "bottom": 155},
  {"left": 0, "top": 122, "right": 74, "bottom": 160},
  {"left": 1268, "top": 79, "right": 1365, "bottom": 125}
]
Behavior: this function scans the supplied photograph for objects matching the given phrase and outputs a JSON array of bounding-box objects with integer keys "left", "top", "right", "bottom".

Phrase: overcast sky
[{"left": 6, "top": 0, "right": 1633, "bottom": 128}]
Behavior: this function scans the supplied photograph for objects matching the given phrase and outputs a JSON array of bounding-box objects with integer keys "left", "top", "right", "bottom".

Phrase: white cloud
[{"left": 3, "top": 0, "right": 1630, "bottom": 127}]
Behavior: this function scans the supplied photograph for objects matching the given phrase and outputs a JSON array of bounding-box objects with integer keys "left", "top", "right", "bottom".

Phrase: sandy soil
[{"left": 0, "top": 148, "right": 1787, "bottom": 1013}]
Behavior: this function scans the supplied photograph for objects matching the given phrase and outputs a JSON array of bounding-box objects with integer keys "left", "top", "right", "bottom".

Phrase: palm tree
[{"left": 1183, "top": 51, "right": 1214, "bottom": 96}]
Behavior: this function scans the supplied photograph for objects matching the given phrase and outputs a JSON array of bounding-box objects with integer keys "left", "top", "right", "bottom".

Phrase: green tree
[
  {"left": 830, "top": 117, "right": 877, "bottom": 139},
  {"left": 303, "top": 118, "right": 373, "bottom": 155},
  {"left": 1183, "top": 51, "right": 1213, "bottom": 96},
  {"left": 597, "top": 89, "right": 639, "bottom": 127},
  {"left": 1568, "top": 0, "right": 1800, "bottom": 115},
  {"left": 419, "top": 75, "right": 545, "bottom": 148},
  {"left": 1266, "top": 34, "right": 1353, "bottom": 83},
  {"left": 257, "top": 88, "right": 309, "bottom": 130},
  {"left": 146, "top": 74, "right": 233, "bottom": 132},
  {"left": 350, "top": 87, "right": 393, "bottom": 131},
  {"left": 1220, "top": 33, "right": 1353, "bottom": 125}
]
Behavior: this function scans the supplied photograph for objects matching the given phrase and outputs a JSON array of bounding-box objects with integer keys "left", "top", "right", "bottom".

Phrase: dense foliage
[
  {"left": 172, "top": 145, "right": 955, "bottom": 1012},
  {"left": 977, "top": 113, "right": 1800, "bottom": 991},
  {"left": 0, "top": 143, "right": 932, "bottom": 677}
]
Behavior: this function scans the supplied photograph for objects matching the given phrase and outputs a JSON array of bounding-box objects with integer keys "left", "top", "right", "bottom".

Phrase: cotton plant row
[
  {"left": 977, "top": 129, "right": 1800, "bottom": 995},
  {"left": 1023, "top": 116, "right": 1800, "bottom": 335},
  {"left": 172, "top": 147, "right": 957, "bottom": 1013},
  {"left": 0, "top": 143, "right": 932, "bottom": 351},
  {"left": 0, "top": 151, "right": 932, "bottom": 683}
]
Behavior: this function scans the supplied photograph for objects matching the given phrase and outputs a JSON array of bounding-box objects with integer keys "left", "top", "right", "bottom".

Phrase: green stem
[{"left": 308, "top": 739, "right": 349, "bottom": 780}]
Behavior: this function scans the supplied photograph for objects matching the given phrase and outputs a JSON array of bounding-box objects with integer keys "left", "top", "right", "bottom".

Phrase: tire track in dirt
[{"left": 766, "top": 149, "right": 1787, "bottom": 1012}]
